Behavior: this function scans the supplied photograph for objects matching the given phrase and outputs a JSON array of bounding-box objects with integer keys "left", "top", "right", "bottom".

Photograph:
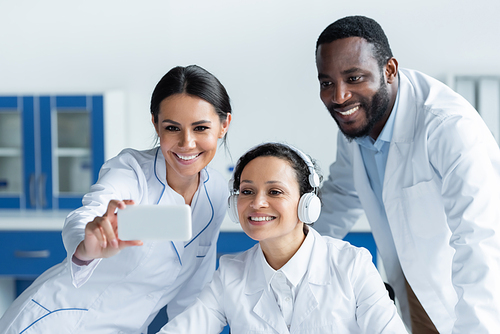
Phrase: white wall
[{"left": 1, "top": 0, "right": 500, "bottom": 181}]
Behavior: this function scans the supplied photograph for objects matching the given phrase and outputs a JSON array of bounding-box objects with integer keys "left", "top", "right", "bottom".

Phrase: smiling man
[{"left": 313, "top": 16, "right": 500, "bottom": 333}]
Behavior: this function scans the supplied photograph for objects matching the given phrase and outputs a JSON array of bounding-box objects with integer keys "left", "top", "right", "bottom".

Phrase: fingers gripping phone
[{"left": 117, "top": 204, "right": 192, "bottom": 241}]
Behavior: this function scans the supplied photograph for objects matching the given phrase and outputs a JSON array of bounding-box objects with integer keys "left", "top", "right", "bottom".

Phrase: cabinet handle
[
  {"left": 14, "top": 250, "right": 51, "bottom": 258},
  {"left": 29, "top": 174, "right": 36, "bottom": 207},
  {"left": 38, "top": 173, "right": 47, "bottom": 208}
]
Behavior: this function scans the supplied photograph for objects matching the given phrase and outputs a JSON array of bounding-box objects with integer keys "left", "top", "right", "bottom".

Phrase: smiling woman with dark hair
[
  {"left": 0, "top": 65, "right": 232, "bottom": 333},
  {"left": 157, "top": 142, "right": 407, "bottom": 334}
]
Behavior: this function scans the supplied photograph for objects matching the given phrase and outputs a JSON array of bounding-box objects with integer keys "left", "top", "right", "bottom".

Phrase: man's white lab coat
[{"left": 315, "top": 69, "right": 500, "bottom": 333}]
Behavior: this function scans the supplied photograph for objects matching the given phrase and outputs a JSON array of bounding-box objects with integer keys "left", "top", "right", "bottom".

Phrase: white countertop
[
  {"left": 0, "top": 210, "right": 71, "bottom": 231},
  {"left": 0, "top": 210, "right": 371, "bottom": 233}
]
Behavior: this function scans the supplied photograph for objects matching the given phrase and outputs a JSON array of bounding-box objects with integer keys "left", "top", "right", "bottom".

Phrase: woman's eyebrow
[
  {"left": 240, "top": 180, "right": 283, "bottom": 185},
  {"left": 161, "top": 119, "right": 212, "bottom": 126},
  {"left": 192, "top": 120, "right": 212, "bottom": 126}
]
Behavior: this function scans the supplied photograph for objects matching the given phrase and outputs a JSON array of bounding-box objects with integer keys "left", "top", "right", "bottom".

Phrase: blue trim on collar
[
  {"left": 153, "top": 147, "right": 166, "bottom": 201},
  {"left": 184, "top": 168, "right": 214, "bottom": 248},
  {"left": 154, "top": 148, "right": 182, "bottom": 265}
]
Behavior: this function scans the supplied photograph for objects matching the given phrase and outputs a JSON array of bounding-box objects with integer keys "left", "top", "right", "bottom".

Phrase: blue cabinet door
[
  {"left": 0, "top": 95, "right": 104, "bottom": 210},
  {"left": 0, "top": 96, "right": 35, "bottom": 208},
  {"left": 39, "top": 95, "right": 104, "bottom": 209}
]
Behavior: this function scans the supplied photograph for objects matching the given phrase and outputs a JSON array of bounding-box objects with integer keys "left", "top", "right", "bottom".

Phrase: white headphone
[{"left": 227, "top": 143, "right": 321, "bottom": 224}]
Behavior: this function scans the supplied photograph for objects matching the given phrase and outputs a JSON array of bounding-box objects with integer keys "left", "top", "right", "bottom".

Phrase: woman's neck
[
  {"left": 166, "top": 169, "right": 200, "bottom": 205},
  {"left": 260, "top": 223, "right": 306, "bottom": 270}
]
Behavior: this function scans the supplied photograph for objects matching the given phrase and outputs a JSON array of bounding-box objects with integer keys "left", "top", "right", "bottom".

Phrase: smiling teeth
[
  {"left": 177, "top": 153, "right": 200, "bottom": 161},
  {"left": 250, "top": 216, "right": 275, "bottom": 222},
  {"left": 338, "top": 106, "right": 359, "bottom": 116}
]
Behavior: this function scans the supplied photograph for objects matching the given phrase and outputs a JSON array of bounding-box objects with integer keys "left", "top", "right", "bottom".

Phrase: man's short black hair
[{"left": 316, "top": 15, "right": 393, "bottom": 68}]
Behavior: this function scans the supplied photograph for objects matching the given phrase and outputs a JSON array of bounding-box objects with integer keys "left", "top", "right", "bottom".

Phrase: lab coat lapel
[
  {"left": 382, "top": 71, "right": 417, "bottom": 261},
  {"left": 253, "top": 289, "right": 290, "bottom": 333},
  {"left": 290, "top": 280, "right": 319, "bottom": 332},
  {"left": 351, "top": 144, "right": 392, "bottom": 256},
  {"left": 246, "top": 247, "right": 289, "bottom": 334},
  {"left": 290, "top": 229, "right": 326, "bottom": 331},
  {"left": 380, "top": 71, "right": 418, "bottom": 326},
  {"left": 383, "top": 71, "right": 416, "bottom": 193}
]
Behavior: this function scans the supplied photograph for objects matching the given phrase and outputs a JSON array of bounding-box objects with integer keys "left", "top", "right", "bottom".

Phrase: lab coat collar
[
  {"left": 282, "top": 227, "right": 314, "bottom": 287},
  {"left": 381, "top": 70, "right": 418, "bottom": 197},
  {"left": 259, "top": 226, "right": 314, "bottom": 289},
  {"left": 245, "top": 245, "right": 269, "bottom": 295},
  {"left": 246, "top": 228, "right": 331, "bottom": 332},
  {"left": 304, "top": 228, "right": 333, "bottom": 285},
  {"left": 390, "top": 70, "right": 417, "bottom": 144},
  {"left": 246, "top": 228, "right": 331, "bottom": 294}
]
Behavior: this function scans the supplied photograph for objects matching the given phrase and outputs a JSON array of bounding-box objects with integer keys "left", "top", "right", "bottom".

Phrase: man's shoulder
[{"left": 399, "top": 68, "right": 476, "bottom": 120}]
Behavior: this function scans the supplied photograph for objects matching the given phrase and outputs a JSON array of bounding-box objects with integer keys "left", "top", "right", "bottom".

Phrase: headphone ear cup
[
  {"left": 297, "top": 193, "right": 321, "bottom": 223},
  {"left": 227, "top": 194, "right": 240, "bottom": 223}
]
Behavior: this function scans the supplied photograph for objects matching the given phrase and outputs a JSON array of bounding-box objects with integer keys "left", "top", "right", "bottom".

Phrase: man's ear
[{"left": 385, "top": 57, "right": 398, "bottom": 84}]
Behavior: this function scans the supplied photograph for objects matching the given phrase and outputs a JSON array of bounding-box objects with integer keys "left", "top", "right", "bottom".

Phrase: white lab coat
[
  {"left": 0, "top": 147, "right": 228, "bottom": 334},
  {"left": 158, "top": 228, "right": 407, "bottom": 334},
  {"left": 314, "top": 69, "right": 500, "bottom": 333}
]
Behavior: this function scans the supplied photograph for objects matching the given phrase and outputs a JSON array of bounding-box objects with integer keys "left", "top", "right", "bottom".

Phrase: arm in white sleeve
[
  {"left": 353, "top": 249, "right": 408, "bottom": 333},
  {"left": 428, "top": 115, "right": 500, "bottom": 332},
  {"left": 158, "top": 269, "right": 227, "bottom": 334},
  {"left": 62, "top": 150, "right": 145, "bottom": 287},
  {"left": 314, "top": 132, "right": 365, "bottom": 238}
]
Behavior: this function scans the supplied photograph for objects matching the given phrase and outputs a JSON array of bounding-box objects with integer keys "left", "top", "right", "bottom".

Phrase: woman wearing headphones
[
  {"left": 0, "top": 65, "right": 232, "bottom": 334},
  {"left": 158, "top": 142, "right": 407, "bottom": 333}
]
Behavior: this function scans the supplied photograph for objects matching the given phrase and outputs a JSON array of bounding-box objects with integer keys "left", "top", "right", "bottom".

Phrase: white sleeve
[
  {"left": 352, "top": 249, "right": 408, "bottom": 333},
  {"left": 428, "top": 114, "right": 500, "bottom": 332},
  {"left": 314, "top": 132, "right": 365, "bottom": 238},
  {"left": 157, "top": 269, "right": 227, "bottom": 334},
  {"left": 62, "top": 151, "right": 146, "bottom": 287}
]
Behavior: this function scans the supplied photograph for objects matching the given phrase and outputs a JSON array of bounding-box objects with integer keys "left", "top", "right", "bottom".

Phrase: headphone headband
[
  {"left": 229, "top": 142, "right": 319, "bottom": 192},
  {"left": 285, "top": 144, "right": 321, "bottom": 189},
  {"left": 227, "top": 142, "right": 321, "bottom": 224}
]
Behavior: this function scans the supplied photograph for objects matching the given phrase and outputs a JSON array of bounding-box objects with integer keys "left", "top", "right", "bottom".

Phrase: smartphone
[{"left": 117, "top": 204, "right": 192, "bottom": 241}]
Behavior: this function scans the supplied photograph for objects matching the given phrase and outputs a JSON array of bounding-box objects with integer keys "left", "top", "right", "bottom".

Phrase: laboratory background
[{"left": 1, "top": 0, "right": 500, "bottom": 328}]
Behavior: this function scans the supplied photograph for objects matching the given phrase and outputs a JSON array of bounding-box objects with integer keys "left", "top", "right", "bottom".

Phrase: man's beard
[{"left": 328, "top": 81, "right": 391, "bottom": 141}]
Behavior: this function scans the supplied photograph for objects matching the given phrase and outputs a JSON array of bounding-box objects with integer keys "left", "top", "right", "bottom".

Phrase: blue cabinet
[
  {"left": 0, "top": 231, "right": 66, "bottom": 277},
  {"left": 0, "top": 95, "right": 104, "bottom": 210},
  {"left": 0, "top": 230, "right": 66, "bottom": 296}
]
